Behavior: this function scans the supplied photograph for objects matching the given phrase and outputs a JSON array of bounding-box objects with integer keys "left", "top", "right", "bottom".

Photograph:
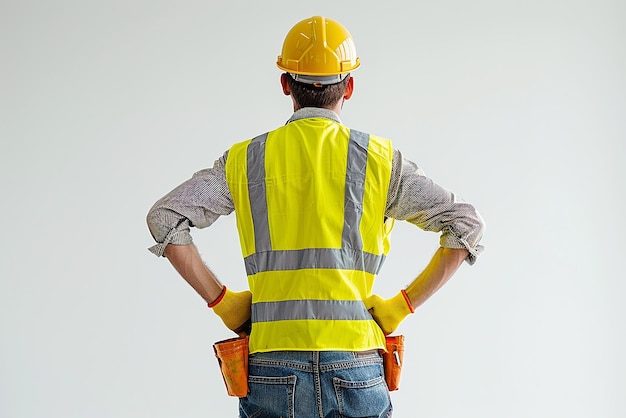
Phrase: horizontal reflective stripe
[
  {"left": 244, "top": 248, "right": 386, "bottom": 276},
  {"left": 252, "top": 299, "right": 372, "bottom": 322}
]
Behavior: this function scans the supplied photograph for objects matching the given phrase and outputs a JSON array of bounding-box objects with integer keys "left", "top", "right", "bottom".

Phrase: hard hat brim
[{"left": 286, "top": 72, "right": 351, "bottom": 86}]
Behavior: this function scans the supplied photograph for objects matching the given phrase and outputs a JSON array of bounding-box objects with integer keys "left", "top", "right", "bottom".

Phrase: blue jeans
[{"left": 239, "top": 350, "right": 393, "bottom": 418}]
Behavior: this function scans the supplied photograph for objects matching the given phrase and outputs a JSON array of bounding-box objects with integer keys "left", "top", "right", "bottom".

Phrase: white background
[{"left": 1, "top": 1, "right": 624, "bottom": 417}]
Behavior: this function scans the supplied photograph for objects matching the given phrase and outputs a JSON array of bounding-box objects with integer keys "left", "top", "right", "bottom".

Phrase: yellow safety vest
[{"left": 225, "top": 117, "right": 394, "bottom": 353}]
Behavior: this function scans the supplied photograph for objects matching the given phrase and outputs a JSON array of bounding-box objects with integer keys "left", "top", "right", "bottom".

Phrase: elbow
[
  {"left": 475, "top": 209, "right": 486, "bottom": 244},
  {"left": 465, "top": 209, "right": 486, "bottom": 264},
  {"left": 146, "top": 207, "right": 168, "bottom": 243},
  {"left": 440, "top": 207, "right": 485, "bottom": 265}
]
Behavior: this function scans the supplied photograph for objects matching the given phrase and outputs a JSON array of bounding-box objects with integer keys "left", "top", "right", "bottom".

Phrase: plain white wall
[{"left": 1, "top": 1, "right": 624, "bottom": 417}]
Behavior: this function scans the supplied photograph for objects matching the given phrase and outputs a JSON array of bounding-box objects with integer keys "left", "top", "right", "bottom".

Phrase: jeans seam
[
  {"left": 319, "top": 356, "right": 382, "bottom": 372},
  {"left": 248, "top": 358, "right": 312, "bottom": 371},
  {"left": 313, "top": 351, "right": 323, "bottom": 418}
]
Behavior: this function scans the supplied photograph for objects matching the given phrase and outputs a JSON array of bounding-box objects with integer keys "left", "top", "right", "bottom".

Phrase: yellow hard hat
[{"left": 277, "top": 16, "right": 360, "bottom": 83}]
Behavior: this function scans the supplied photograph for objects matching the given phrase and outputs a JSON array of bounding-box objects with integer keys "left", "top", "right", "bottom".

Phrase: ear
[
  {"left": 280, "top": 73, "right": 291, "bottom": 96},
  {"left": 343, "top": 76, "right": 354, "bottom": 100}
]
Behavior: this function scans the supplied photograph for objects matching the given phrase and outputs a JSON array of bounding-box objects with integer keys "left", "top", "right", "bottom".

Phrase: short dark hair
[{"left": 285, "top": 73, "right": 350, "bottom": 108}]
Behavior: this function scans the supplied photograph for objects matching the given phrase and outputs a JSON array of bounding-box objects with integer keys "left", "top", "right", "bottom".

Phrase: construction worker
[{"left": 147, "top": 15, "right": 485, "bottom": 418}]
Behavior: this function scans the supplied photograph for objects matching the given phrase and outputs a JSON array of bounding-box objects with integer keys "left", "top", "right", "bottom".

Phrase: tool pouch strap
[
  {"left": 380, "top": 335, "right": 405, "bottom": 391},
  {"left": 212, "top": 336, "right": 249, "bottom": 397}
]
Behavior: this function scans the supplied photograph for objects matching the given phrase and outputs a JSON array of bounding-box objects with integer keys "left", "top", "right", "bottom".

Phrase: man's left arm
[{"left": 163, "top": 243, "right": 224, "bottom": 304}]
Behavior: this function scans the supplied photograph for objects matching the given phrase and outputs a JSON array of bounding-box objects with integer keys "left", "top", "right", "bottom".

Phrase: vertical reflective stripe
[
  {"left": 246, "top": 133, "right": 271, "bottom": 252},
  {"left": 342, "top": 130, "right": 369, "bottom": 250}
]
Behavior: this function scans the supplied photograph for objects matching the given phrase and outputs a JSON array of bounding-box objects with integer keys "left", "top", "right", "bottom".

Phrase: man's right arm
[
  {"left": 385, "top": 150, "right": 485, "bottom": 264},
  {"left": 367, "top": 151, "right": 486, "bottom": 334}
]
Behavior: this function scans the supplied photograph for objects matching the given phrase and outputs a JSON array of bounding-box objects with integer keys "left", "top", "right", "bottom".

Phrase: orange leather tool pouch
[
  {"left": 212, "top": 336, "right": 249, "bottom": 397},
  {"left": 380, "top": 335, "right": 405, "bottom": 391}
]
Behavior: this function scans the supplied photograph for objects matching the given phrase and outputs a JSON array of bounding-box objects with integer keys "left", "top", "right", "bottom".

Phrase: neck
[{"left": 293, "top": 101, "right": 343, "bottom": 115}]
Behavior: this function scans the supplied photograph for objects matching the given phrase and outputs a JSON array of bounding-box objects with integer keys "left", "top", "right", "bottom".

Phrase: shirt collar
[{"left": 286, "top": 107, "right": 342, "bottom": 125}]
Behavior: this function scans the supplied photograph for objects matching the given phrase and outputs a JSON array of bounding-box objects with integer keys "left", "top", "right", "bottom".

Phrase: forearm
[
  {"left": 163, "top": 243, "right": 224, "bottom": 304},
  {"left": 404, "top": 247, "right": 468, "bottom": 309}
]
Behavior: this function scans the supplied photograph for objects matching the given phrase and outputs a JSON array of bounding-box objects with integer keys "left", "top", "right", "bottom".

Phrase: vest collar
[{"left": 286, "top": 107, "right": 342, "bottom": 125}]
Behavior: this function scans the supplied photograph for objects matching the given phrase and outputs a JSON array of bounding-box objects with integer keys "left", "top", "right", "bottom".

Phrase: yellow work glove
[
  {"left": 208, "top": 286, "right": 252, "bottom": 335},
  {"left": 365, "top": 290, "right": 415, "bottom": 335}
]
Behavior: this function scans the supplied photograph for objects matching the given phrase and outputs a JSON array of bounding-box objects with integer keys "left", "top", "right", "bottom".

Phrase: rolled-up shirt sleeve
[
  {"left": 146, "top": 152, "right": 234, "bottom": 257},
  {"left": 385, "top": 150, "right": 485, "bottom": 264}
]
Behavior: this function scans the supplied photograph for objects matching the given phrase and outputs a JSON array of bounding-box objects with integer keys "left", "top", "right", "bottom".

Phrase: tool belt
[
  {"left": 212, "top": 336, "right": 250, "bottom": 397},
  {"left": 379, "top": 334, "right": 405, "bottom": 391},
  {"left": 213, "top": 335, "right": 405, "bottom": 397}
]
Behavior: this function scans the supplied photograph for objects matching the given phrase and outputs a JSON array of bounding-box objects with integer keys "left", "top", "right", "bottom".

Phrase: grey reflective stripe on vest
[
  {"left": 247, "top": 132, "right": 272, "bottom": 252},
  {"left": 342, "top": 130, "right": 368, "bottom": 251},
  {"left": 244, "top": 247, "right": 385, "bottom": 276},
  {"left": 252, "top": 300, "right": 371, "bottom": 322},
  {"left": 244, "top": 129, "right": 384, "bottom": 323}
]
